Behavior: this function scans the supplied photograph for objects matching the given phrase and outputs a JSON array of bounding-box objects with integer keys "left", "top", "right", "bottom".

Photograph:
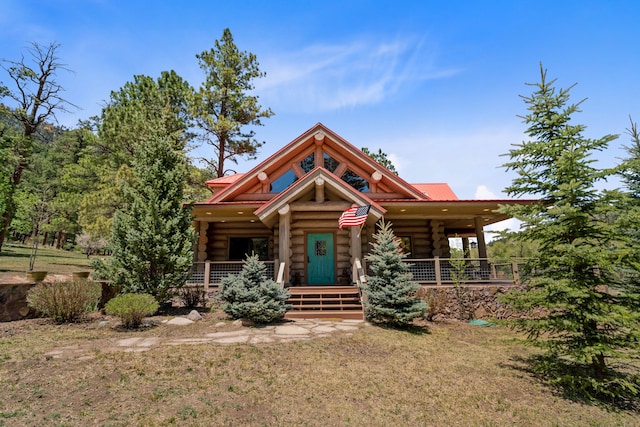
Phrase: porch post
[
  {"left": 473, "top": 217, "right": 488, "bottom": 259},
  {"left": 204, "top": 261, "right": 211, "bottom": 291},
  {"left": 474, "top": 217, "right": 489, "bottom": 278},
  {"left": 461, "top": 237, "right": 470, "bottom": 257},
  {"left": 278, "top": 204, "right": 291, "bottom": 284},
  {"left": 350, "top": 224, "right": 363, "bottom": 268}
]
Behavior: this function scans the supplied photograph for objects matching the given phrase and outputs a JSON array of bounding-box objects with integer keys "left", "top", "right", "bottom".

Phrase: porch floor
[{"left": 285, "top": 286, "right": 364, "bottom": 320}]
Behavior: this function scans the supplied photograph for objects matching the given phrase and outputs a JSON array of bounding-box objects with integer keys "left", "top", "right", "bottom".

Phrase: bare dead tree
[{"left": 0, "top": 41, "right": 76, "bottom": 251}]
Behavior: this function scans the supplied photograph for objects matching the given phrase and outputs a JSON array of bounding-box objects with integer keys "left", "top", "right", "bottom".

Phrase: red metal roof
[
  {"left": 206, "top": 173, "right": 245, "bottom": 186},
  {"left": 411, "top": 183, "right": 458, "bottom": 201}
]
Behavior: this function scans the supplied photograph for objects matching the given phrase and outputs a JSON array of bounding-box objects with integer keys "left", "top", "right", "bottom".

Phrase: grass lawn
[
  {"left": 0, "top": 314, "right": 637, "bottom": 426},
  {"left": 0, "top": 242, "right": 94, "bottom": 276}
]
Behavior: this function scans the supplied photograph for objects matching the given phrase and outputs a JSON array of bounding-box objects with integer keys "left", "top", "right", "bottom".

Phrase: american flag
[{"left": 338, "top": 205, "right": 371, "bottom": 229}]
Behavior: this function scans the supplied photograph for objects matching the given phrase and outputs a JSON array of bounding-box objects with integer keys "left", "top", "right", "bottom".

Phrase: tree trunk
[
  {"left": 56, "top": 232, "right": 65, "bottom": 249},
  {"left": 591, "top": 353, "right": 607, "bottom": 380}
]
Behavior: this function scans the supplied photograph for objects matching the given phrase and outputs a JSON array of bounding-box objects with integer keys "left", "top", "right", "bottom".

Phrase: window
[
  {"left": 341, "top": 169, "right": 369, "bottom": 192},
  {"left": 324, "top": 153, "right": 339, "bottom": 172},
  {"left": 397, "top": 236, "right": 412, "bottom": 255},
  {"left": 270, "top": 169, "right": 298, "bottom": 192},
  {"left": 300, "top": 153, "right": 315, "bottom": 173},
  {"left": 229, "top": 237, "right": 269, "bottom": 260}
]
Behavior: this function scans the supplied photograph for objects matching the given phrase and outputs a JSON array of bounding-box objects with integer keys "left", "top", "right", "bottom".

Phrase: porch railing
[
  {"left": 402, "top": 257, "right": 525, "bottom": 286},
  {"left": 186, "top": 260, "right": 276, "bottom": 290}
]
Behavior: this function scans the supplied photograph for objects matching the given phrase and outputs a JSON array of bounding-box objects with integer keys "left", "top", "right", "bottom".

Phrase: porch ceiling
[
  {"left": 191, "top": 203, "right": 264, "bottom": 223},
  {"left": 381, "top": 199, "right": 536, "bottom": 236}
]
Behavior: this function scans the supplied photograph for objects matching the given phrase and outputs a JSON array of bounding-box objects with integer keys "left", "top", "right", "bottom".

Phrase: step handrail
[
  {"left": 276, "top": 262, "right": 286, "bottom": 289},
  {"left": 353, "top": 258, "right": 367, "bottom": 313}
]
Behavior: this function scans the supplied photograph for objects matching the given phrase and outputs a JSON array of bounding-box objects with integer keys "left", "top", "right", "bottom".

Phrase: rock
[
  {"left": 274, "top": 324, "right": 310, "bottom": 336},
  {"left": 98, "top": 321, "right": 110, "bottom": 328},
  {"left": 187, "top": 310, "right": 202, "bottom": 321},
  {"left": 474, "top": 306, "right": 488, "bottom": 319},
  {"left": 167, "top": 317, "right": 194, "bottom": 326},
  {"left": 241, "top": 318, "right": 255, "bottom": 327},
  {"left": 232, "top": 318, "right": 256, "bottom": 327}
]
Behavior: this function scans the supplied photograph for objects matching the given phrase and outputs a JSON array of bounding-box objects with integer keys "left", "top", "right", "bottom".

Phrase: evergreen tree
[
  {"left": 363, "top": 220, "right": 426, "bottom": 326},
  {"left": 500, "top": 65, "right": 640, "bottom": 399},
  {"left": 615, "top": 117, "right": 640, "bottom": 314},
  {"left": 104, "top": 120, "right": 195, "bottom": 303},
  {"left": 620, "top": 117, "right": 640, "bottom": 199},
  {"left": 220, "top": 254, "right": 290, "bottom": 324},
  {"left": 361, "top": 147, "right": 398, "bottom": 174},
  {"left": 0, "top": 42, "right": 76, "bottom": 251},
  {"left": 192, "top": 28, "right": 274, "bottom": 177}
]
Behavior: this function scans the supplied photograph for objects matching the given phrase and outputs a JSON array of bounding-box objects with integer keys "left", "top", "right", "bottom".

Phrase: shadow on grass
[
  {"left": 502, "top": 354, "right": 640, "bottom": 412},
  {"left": 0, "top": 250, "right": 28, "bottom": 258},
  {"left": 373, "top": 322, "right": 431, "bottom": 335}
]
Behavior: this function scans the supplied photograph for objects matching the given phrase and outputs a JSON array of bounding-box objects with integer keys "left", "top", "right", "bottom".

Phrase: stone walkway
[{"left": 44, "top": 318, "right": 368, "bottom": 360}]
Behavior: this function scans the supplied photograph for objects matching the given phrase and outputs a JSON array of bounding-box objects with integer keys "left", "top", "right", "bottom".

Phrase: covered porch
[{"left": 185, "top": 256, "right": 525, "bottom": 289}]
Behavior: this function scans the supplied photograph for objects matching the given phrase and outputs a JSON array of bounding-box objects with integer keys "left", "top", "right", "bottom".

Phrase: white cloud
[
  {"left": 256, "top": 36, "right": 458, "bottom": 113},
  {"left": 475, "top": 185, "right": 498, "bottom": 199}
]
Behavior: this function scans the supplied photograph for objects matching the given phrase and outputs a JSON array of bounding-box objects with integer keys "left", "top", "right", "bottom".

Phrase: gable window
[
  {"left": 229, "top": 237, "right": 269, "bottom": 260},
  {"left": 300, "top": 153, "right": 315, "bottom": 173},
  {"left": 270, "top": 169, "right": 298, "bottom": 192},
  {"left": 341, "top": 169, "right": 369, "bottom": 192},
  {"left": 324, "top": 153, "right": 339, "bottom": 172}
]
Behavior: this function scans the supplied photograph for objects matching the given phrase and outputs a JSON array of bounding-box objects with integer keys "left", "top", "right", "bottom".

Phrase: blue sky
[{"left": 2, "top": 0, "right": 639, "bottom": 210}]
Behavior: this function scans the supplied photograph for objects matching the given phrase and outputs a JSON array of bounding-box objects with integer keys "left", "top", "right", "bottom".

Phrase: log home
[{"left": 189, "top": 123, "right": 533, "bottom": 318}]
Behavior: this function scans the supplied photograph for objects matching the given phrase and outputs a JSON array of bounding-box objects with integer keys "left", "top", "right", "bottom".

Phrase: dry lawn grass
[
  {"left": 0, "top": 243, "right": 93, "bottom": 276},
  {"left": 1, "top": 312, "right": 638, "bottom": 426}
]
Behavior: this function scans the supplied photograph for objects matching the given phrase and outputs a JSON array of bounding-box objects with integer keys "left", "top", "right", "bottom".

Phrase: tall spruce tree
[
  {"left": 615, "top": 117, "right": 640, "bottom": 316},
  {"left": 363, "top": 220, "right": 426, "bottom": 326},
  {"left": 105, "top": 119, "right": 195, "bottom": 303},
  {"left": 620, "top": 117, "right": 640, "bottom": 199},
  {"left": 500, "top": 65, "right": 640, "bottom": 398}
]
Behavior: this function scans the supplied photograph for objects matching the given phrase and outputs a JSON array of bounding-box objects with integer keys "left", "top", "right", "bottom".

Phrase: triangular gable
[
  {"left": 207, "top": 123, "right": 429, "bottom": 203},
  {"left": 254, "top": 167, "right": 386, "bottom": 228}
]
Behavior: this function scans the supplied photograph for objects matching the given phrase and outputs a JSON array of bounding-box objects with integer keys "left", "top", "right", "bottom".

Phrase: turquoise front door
[{"left": 307, "top": 233, "right": 335, "bottom": 285}]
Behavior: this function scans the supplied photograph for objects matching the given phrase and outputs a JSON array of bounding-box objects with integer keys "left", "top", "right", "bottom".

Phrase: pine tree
[
  {"left": 620, "top": 117, "right": 640, "bottom": 199},
  {"left": 363, "top": 220, "right": 426, "bottom": 326},
  {"left": 220, "top": 254, "right": 290, "bottom": 324},
  {"left": 192, "top": 28, "right": 274, "bottom": 177},
  {"left": 500, "top": 65, "right": 640, "bottom": 399},
  {"left": 104, "top": 123, "right": 195, "bottom": 304}
]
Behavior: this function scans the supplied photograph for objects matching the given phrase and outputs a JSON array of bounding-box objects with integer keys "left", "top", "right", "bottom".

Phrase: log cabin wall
[
  {"left": 361, "top": 219, "right": 451, "bottom": 259},
  {"left": 383, "top": 219, "right": 433, "bottom": 258},
  {"left": 205, "top": 221, "right": 274, "bottom": 260},
  {"left": 430, "top": 219, "right": 451, "bottom": 257}
]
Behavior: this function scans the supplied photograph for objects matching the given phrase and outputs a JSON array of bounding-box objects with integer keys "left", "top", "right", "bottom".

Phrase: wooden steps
[{"left": 285, "top": 286, "right": 364, "bottom": 320}]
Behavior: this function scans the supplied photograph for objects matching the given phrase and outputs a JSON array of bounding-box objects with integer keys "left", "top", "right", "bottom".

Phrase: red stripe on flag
[{"left": 338, "top": 205, "right": 370, "bottom": 229}]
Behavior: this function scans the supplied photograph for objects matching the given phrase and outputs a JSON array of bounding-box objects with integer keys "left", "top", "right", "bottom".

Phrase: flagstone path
[{"left": 43, "top": 318, "right": 368, "bottom": 360}]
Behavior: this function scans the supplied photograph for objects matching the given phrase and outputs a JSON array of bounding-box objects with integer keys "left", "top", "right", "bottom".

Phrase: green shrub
[
  {"left": 27, "top": 280, "right": 102, "bottom": 323},
  {"left": 220, "top": 254, "right": 290, "bottom": 324},
  {"left": 105, "top": 293, "right": 159, "bottom": 329}
]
